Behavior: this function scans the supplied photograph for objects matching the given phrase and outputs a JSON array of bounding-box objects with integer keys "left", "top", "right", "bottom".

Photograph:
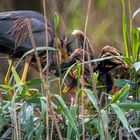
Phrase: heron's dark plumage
[
  {"left": 0, "top": 11, "right": 130, "bottom": 98},
  {"left": 95, "top": 46, "right": 129, "bottom": 94},
  {"left": 0, "top": 10, "right": 53, "bottom": 58}
]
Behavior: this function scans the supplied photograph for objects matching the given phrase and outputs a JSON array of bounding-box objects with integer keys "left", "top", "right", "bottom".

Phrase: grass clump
[{"left": 0, "top": 1, "right": 140, "bottom": 140}]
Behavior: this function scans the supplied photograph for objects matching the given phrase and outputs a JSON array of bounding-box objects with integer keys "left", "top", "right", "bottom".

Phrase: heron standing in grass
[
  {"left": 0, "top": 10, "right": 70, "bottom": 84},
  {"left": 58, "top": 30, "right": 96, "bottom": 104},
  {"left": 59, "top": 30, "right": 130, "bottom": 104}
]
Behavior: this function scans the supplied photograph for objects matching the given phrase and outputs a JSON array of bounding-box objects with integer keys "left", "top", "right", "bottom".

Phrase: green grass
[{"left": 0, "top": 1, "right": 140, "bottom": 140}]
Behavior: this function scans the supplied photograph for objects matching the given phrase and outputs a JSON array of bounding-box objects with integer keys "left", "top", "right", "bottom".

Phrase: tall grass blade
[
  {"left": 117, "top": 102, "right": 140, "bottom": 110},
  {"left": 132, "top": 8, "right": 140, "bottom": 19},
  {"left": 111, "top": 103, "right": 129, "bottom": 131},
  {"left": 40, "top": 98, "right": 46, "bottom": 119},
  {"left": 54, "top": 12, "right": 59, "bottom": 30},
  {"left": 11, "top": 65, "right": 21, "bottom": 83},
  {"left": 132, "top": 28, "right": 139, "bottom": 61},
  {"left": 26, "top": 79, "right": 43, "bottom": 87},
  {"left": 100, "top": 109, "right": 109, "bottom": 139},
  {"left": 15, "top": 47, "right": 56, "bottom": 69},
  {"left": 133, "top": 62, "right": 140, "bottom": 72},
  {"left": 110, "top": 84, "right": 130, "bottom": 103},
  {"left": 128, "top": 1, "right": 133, "bottom": 43},
  {"left": 122, "top": 0, "right": 129, "bottom": 57},
  {"left": 60, "top": 63, "right": 76, "bottom": 89},
  {"left": 34, "top": 122, "right": 44, "bottom": 140},
  {"left": 67, "top": 105, "right": 78, "bottom": 140},
  {"left": 19, "top": 103, "right": 34, "bottom": 140},
  {"left": 85, "top": 89, "right": 99, "bottom": 112},
  {"left": 114, "top": 79, "right": 135, "bottom": 88},
  {"left": 54, "top": 94, "right": 80, "bottom": 139}
]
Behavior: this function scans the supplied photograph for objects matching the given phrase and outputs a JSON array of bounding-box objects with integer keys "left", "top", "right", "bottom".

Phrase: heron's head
[
  {"left": 72, "top": 29, "right": 95, "bottom": 59},
  {"left": 95, "top": 45, "right": 123, "bottom": 73},
  {"left": 99, "top": 45, "right": 121, "bottom": 58},
  {"left": 95, "top": 46, "right": 129, "bottom": 93},
  {"left": 72, "top": 30, "right": 85, "bottom": 49}
]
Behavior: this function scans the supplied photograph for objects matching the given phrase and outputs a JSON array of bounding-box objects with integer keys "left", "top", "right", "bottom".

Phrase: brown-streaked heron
[{"left": 0, "top": 10, "right": 57, "bottom": 84}]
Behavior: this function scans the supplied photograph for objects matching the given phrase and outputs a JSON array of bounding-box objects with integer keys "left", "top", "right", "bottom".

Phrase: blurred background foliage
[{"left": 0, "top": 0, "right": 140, "bottom": 82}]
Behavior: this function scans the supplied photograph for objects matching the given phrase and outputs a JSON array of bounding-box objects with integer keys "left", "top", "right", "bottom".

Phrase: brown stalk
[
  {"left": 6, "top": 123, "right": 26, "bottom": 134},
  {"left": 26, "top": 19, "right": 44, "bottom": 81},
  {"left": 26, "top": 18, "right": 63, "bottom": 140},
  {"left": 42, "top": 1, "right": 63, "bottom": 140},
  {"left": 41, "top": 1, "right": 50, "bottom": 139},
  {"left": 82, "top": 0, "right": 108, "bottom": 139},
  {"left": 119, "top": 127, "right": 123, "bottom": 140},
  {"left": 81, "top": 0, "right": 92, "bottom": 139},
  {"left": 10, "top": 88, "right": 19, "bottom": 140}
]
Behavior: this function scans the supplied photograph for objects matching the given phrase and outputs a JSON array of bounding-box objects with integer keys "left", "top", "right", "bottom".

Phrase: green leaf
[
  {"left": 92, "top": 72, "right": 98, "bottom": 84},
  {"left": 27, "top": 92, "right": 43, "bottom": 104},
  {"left": 101, "top": 109, "right": 108, "bottom": 132},
  {"left": 26, "top": 105, "right": 34, "bottom": 140},
  {"left": 67, "top": 105, "right": 78, "bottom": 140},
  {"left": 11, "top": 65, "right": 21, "bottom": 83},
  {"left": 0, "top": 85, "right": 12, "bottom": 90},
  {"left": 85, "top": 88, "right": 99, "bottom": 112},
  {"left": 132, "top": 8, "right": 140, "bottom": 19},
  {"left": 133, "top": 62, "right": 140, "bottom": 72},
  {"left": 19, "top": 103, "right": 34, "bottom": 140},
  {"left": 40, "top": 98, "right": 46, "bottom": 120},
  {"left": 26, "top": 79, "right": 43, "bottom": 87},
  {"left": 20, "top": 84, "right": 28, "bottom": 96},
  {"left": 76, "top": 63, "right": 81, "bottom": 88},
  {"left": 137, "top": 27, "right": 140, "bottom": 32},
  {"left": 0, "top": 107, "right": 7, "bottom": 132},
  {"left": 122, "top": 57, "right": 132, "bottom": 65},
  {"left": 34, "top": 122, "right": 44, "bottom": 140},
  {"left": 54, "top": 94, "right": 80, "bottom": 138},
  {"left": 110, "top": 84, "right": 130, "bottom": 103},
  {"left": 70, "top": 105, "right": 78, "bottom": 119},
  {"left": 117, "top": 102, "right": 140, "bottom": 110},
  {"left": 114, "top": 79, "right": 135, "bottom": 88},
  {"left": 122, "top": 0, "right": 129, "bottom": 57},
  {"left": 15, "top": 47, "right": 56, "bottom": 69},
  {"left": 132, "top": 28, "right": 139, "bottom": 62},
  {"left": 61, "top": 63, "right": 76, "bottom": 89},
  {"left": 13, "top": 82, "right": 29, "bottom": 96},
  {"left": 54, "top": 12, "right": 59, "bottom": 29},
  {"left": 111, "top": 103, "right": 129, "bottom": 131}
]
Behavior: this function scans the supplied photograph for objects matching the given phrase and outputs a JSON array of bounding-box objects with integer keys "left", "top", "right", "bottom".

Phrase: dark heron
[
  {"left": 0, "top": 10, "right": 72, "bottom": 84},
  {"left": 57, "top": 30, "right": 96, "bottom": 104},
  {"left": 59, "top": 30, "right": 129, "bottom": 103},
  {"left": 95, "top": 45, "right": 129, "bottom": 93}
]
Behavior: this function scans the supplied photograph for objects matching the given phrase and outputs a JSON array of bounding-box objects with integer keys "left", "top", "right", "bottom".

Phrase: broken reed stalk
[
  {"left": 42, "top": 0, "right": 50, "bottom": 139},
  {"left": 26, "top": 19, "right": 44, "bottom": 81},
  {"left": 81, "top": 0, "right": 92, "bottom": 139},
  {"left": 82, "top": 0, "right": 107, "bottom": 139},
  {"left": 26, "top": 18, "right": 63, "bottom": 140},
  {"left": 42, "top": 1, "right": 63, "bottom": 140},
  {"left": 12, "top": 93, "right": 19, "bottom": 140},
  {"left": 6, "top": 123, "right": 26, "bottom": 134}
]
